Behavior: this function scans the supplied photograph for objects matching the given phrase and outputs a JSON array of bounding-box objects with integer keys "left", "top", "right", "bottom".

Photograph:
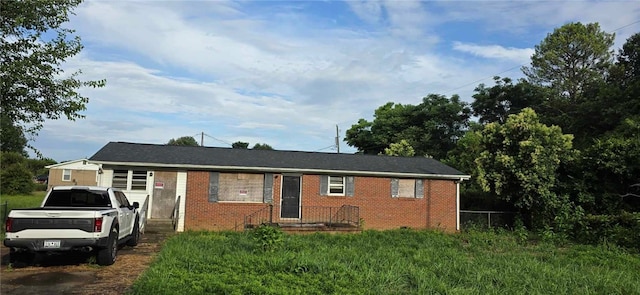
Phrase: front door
[
  {"left": 281, "top": 175, "right": 301, "bottom": 219},
  {"left": 152, "top": 171, "right": 177, "bottom": 218}
]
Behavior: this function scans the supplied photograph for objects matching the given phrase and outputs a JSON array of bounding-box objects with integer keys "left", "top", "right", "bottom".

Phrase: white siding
[
  {"left": 99, "top": 169, "right": 113, "bottom": 187},
  {"left": 176, "top": 171, "right": 187, "bottom": 232}
]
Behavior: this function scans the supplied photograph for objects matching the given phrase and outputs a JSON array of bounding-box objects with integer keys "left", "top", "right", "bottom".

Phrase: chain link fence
[{"left": 460, "top": 210, "right": 516, "bottom": 230}]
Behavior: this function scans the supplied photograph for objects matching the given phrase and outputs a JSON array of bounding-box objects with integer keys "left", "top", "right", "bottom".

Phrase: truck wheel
[
  {"left": 97, "top": 227, "right": 118, "bottom": 266},
  {"left": 126, "top": 218, "right": 140, "bottom": 247}
]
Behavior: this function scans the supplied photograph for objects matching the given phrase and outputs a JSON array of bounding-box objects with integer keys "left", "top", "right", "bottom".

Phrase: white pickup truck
[{"left": 4, "top": 186, "right": 143, "bottom": 266}]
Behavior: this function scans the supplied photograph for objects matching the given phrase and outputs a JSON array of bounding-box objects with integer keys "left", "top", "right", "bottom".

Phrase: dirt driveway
[{"left": 0, "top": 229, "right": 172, "bottom": 295}]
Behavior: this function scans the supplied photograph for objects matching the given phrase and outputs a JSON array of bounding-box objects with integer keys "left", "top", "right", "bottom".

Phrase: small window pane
[
  {"left": 62, "top": 169, "right": 71, "bottom": 181},
  {"left": 131, "top": 170, "right": 147, "bottom": 190},
  {"left": 112, "top": 170, "right": 128, "bottom": 189},
  {"left": 328, "top": 176, "right": 345, "bottom": 195}
]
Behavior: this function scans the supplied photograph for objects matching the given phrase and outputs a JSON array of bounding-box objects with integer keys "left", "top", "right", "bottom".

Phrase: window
[
  {"left": 391, "top": 178, "right": 424, "bottom": 198},
  {"left": 131, "top": 170, "right": 147, "bottom": 190},
  {"left": 320, "top": 175, "right": 354, "bottom": 197},
  {"left": 62, "top": 169, "right": 71, "bottom": 181},
  {"left": 111, "top": 169, "right": 148, "bottom": 191},
  {"left": 216, "top": 173, "right": 264, "bottom": 202},
  {"left": 398, "top": 179, "right": 415, "bottom": 198},
  {"left": 114, "top": 191, "right": 131, "bottom": 208},
  {"left": 112, "top": 170, "right": 128, "bottom": 189},
  {"left": 328, "top": 176, "right": 345, "bottom": 195}
]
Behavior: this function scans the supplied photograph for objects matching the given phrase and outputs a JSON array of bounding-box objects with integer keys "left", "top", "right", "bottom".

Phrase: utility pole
[
  {"left": 201, "top": 132, "right": 204, "bottom": 146},
  {"left": 335, "top": 125, "right": 340, "bottom": 153}
]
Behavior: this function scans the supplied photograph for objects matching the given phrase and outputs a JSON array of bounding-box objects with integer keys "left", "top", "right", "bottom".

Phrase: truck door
[{"left": 114, "top": 191, "right": 133, "bottom": 238}]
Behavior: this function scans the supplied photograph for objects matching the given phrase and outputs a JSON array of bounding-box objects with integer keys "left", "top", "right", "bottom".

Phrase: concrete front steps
[{"left": 142, "top": 219, "right": 176, "bottom": 243}]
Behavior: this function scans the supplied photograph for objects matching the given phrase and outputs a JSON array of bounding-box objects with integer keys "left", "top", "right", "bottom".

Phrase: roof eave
[{"left": 89, "top": 160, "right": 471, "bottom": 180}]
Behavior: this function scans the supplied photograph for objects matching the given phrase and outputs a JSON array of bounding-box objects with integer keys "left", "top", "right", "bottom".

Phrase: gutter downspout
[{"left": 455, "top": 178, "right": 463, "bottom": 231}]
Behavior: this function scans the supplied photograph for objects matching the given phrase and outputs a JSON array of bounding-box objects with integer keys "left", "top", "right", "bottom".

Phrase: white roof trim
[
  {"left": 45, "top": 158, "right": 94, "bottom": 169},
  {"left": 89, "top": 160, "right": 471, "bottom": 180}
]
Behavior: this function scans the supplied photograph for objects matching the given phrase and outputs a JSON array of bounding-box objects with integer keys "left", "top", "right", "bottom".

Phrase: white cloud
[
  {"left": 28, "top": 0, "right": 640, "bottom": 161},
  {"left": 452, "top": 42, "right": 534, "bottom": 64}
]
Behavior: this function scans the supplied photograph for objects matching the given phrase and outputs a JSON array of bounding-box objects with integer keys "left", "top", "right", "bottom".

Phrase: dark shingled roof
[{"left": 89, "top": 142, "right": 468, "bottom": 178}]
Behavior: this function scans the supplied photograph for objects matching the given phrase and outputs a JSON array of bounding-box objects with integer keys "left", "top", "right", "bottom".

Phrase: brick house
[
  {"left": 46, "top": 159, "right": 99, "bottom": 190},
  {"left": 89, "top": 142, "right": 470, "bottom": 232}
]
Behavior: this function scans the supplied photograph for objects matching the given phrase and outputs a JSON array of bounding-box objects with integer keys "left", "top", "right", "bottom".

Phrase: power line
[{"left": 193, "top": 132, "right": 232, "bottom": 147}]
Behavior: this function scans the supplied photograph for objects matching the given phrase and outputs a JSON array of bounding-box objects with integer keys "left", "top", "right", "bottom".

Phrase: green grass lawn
[
  {"left": 1, "top": 191, "right": 47, "bottom": 238},
  {"left": 130, "top": 229, "right": 640, "bottom": 295}
]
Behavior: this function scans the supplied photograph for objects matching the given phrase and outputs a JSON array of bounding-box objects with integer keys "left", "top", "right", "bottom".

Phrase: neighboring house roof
[
  {"left": 45, "top": 158, "right": 99, "bottom": 170},
  {"left": 89, "top": 142, "right": 470, "bottom": 180}
]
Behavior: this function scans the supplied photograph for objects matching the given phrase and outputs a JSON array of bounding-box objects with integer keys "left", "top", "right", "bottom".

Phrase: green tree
[
  {"left": 383, "top": 139, "right": 415, "bottom": 157},
  {"left": 345, "top": 94, "right": 470, "bottom": 160},
  {"left": 0, "top": 152, "right": 34, "bottom": 195},
  {"left": 252, "top": 143, "right": 274, "bottom": 150},
  {"left": 475, "top": 108, "right": 575, "bottom": 228},
  {"left": 0, "top": 113, "right": 28, "bottom": 155},
  {"left": 25, "top": 157, "right": 57, "bottom": 177},
  {"left": 167, "top": 136, "right": 199, "bottom": 146},
  {"left": 471, "top": 77, "right": 545, "bottom": 124},
  {"left": 522, "top": 22, "right": 614, "bottom": 101},
  {"left": 232, "top": 141, "right": 249, "bottom": 149},
  {"left": 579, "top": 117, "right": 640, "bottom": 213},
  {"left": 0, "top": 0, "right": 105, "bottom": 139}
]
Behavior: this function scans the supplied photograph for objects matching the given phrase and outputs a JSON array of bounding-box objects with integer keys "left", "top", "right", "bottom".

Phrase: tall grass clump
[{"left": 130, "top": 229, "right": 640, "bottom": 295}]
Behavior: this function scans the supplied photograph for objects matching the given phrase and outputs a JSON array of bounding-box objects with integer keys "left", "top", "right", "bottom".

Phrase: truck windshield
[{"left": 44, "top": 189, "right": 112, "bottom": 207}]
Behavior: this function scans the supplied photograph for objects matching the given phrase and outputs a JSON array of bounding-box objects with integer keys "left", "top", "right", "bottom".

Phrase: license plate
[{"left": 44, "top": 240, "right": 61, "bottom": 248}]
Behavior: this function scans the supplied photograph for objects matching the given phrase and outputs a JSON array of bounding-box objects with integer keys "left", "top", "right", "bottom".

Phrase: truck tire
[
  {"left": 97, "top": 227, "right": 118, "bottom": 266},
  {"left": 126, "top": 218, "right": 140, "bottom": 247}
]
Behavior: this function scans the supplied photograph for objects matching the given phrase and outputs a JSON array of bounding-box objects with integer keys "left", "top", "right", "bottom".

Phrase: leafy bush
[
  {"left": 0, "top": 152, "right": 34, "bottom": 195},
  {"left": 251, "top": 224, "right": 284, "bottom": 252},
  {"left": 33, "top": 183, "right": 48, "bottom": 191},
  {"left": 572, "top": 212, "right": 640, "bottom": 251}
]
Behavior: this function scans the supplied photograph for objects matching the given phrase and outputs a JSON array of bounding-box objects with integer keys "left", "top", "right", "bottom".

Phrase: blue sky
[{"left": 31, "top": 0, "right": 640, "bottom": 162}]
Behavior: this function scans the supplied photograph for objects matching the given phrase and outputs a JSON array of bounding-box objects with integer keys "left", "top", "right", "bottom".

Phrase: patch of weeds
[
  {"left": 86, "top": 255, "right": 100, "bottom": 268},
  {"left": 252, "top": 224, "right": 284, "bottom": 252}
]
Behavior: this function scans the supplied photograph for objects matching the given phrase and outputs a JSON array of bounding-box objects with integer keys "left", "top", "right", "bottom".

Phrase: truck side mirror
[{"left": 132, "top": 202, "right": 140, "bottom": 209}]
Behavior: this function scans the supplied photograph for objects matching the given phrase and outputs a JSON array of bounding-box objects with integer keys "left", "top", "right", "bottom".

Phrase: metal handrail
[
  {"left": 139, "top": 195, "right": 150, "bottom": 234},
  {"left": 171, "top": 195, "right": 181, "bottom": 231},
  {"left": 244, "top": 204, "right": 360, "bottom": 229}
]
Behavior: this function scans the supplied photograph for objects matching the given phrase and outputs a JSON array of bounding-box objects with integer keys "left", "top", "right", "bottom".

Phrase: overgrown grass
[
  {"left": 130, "top": 229, "right": 640, "bottom": 294},
  {"left": 0, "top": 191, "right": 46, "bottom": 238}
]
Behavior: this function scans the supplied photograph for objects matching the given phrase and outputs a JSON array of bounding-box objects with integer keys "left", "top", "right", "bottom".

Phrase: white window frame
[
  {"left": 328, "top": 176, "right": 346, "bottom": 196},
  {"left": 62, "top": 169, "right": 72, "bottom": 181}
]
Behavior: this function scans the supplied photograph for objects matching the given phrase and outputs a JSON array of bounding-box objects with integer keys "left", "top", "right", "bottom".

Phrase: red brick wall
[
  {"left": 427, "top": 179, "right": 457, "bottom": 231},
  {"left": 185, "top": 171, "right": 267, "bottom": 231},
  {"left": 184, "top": 172, "right": 458, "bottom": 232}
]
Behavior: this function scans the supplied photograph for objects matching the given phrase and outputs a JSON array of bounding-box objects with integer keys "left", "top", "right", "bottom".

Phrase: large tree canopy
[
  {"left": 471, "top": 76, "right": 545, "bottom": 125},
  {"left": 0, "top": 0, "right": 105, "bottom": 138},
  {"left": 345, "top": 94, "right": 470, "bottom": 160},
  {"left": 475, "top": 108, "right": 575, "bottom": 228},
  {"left": 522, "top": 22, "right": 614, "bottom": 101}
]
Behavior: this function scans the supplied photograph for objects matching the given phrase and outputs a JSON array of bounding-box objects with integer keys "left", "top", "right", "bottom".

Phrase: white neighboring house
[{"left": 46, "top": 159, "right": 100, "bottom": 190}]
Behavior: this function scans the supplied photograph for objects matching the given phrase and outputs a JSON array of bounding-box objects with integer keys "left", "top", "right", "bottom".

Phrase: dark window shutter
[
  {"left": 320, "top": 175, "right": 328, "bottom": 196},
  {"left": 391, "top": 178, "right": 399, "bottom": 198},
  {"left": 415, "top": 179, "right": 424, "bottom": 198},
  {"left": 208, "top": 172, "right": 219, "bottom": 202},
  {"left": 346, "top": 176, "right": 355, "bottom": 197},
  {"left": 263, "top": 173, "right": 273, "bottom": 203}
]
